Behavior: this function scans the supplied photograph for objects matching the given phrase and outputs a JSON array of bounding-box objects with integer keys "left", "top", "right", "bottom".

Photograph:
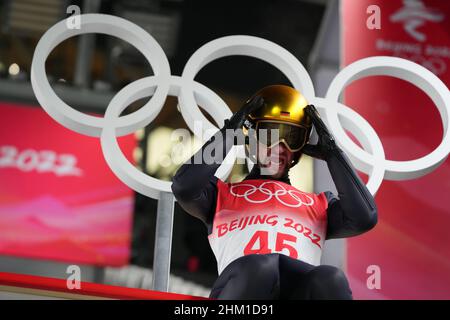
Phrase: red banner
[
  {"left": 342, "top": 0, "right": 450, "bottom": 299},
  {"left": 0, "top": 103, "right": 136, "bottom": 266}
]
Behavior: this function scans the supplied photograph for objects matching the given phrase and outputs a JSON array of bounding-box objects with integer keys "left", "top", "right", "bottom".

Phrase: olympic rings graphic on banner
[
  {"left": 230, "top": 181, "right": 315, "bottom": 208},
  {"left": 31, "top": 14, "right": 450, "bottom": 200}
]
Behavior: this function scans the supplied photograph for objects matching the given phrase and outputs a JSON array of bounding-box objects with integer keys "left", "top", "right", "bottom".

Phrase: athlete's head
[{"left": 242, "top": 85, "right": 312, "bottom": 177}]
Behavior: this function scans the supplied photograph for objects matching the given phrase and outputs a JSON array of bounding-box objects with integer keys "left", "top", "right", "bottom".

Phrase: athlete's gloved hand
[
  {"left": 224, "top": 95, "right": 265, "bottom": 130},
  {"left": 302, "top": 106, "right": 377, "bottom": 239},
  {"left": 302, "top": 104, "right": 340, "bottom": 161}
]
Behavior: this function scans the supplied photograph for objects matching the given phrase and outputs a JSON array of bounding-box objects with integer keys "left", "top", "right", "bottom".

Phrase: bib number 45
[{"left": 243, "top": 230, "right": 298, "bottom": 259}]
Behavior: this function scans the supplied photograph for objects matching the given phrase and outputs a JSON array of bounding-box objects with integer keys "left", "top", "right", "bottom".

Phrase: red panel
[
  {"left": 0, "top": 103, "right": 136, "bottom": 266},
  {"left": 342, "top": 0, "right": 450, "bottom": 299}
]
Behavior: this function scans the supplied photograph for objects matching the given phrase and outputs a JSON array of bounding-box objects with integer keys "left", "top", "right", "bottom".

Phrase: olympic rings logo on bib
[
  {"left": 30, "top": 14, "right": 450, "bottom": 200},
  {"left": 230, "top": 181, "right": 314, "bottom": 208}
]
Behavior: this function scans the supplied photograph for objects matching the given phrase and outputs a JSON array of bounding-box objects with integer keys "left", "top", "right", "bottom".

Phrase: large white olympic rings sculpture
[{"left": 30, "top": 14, "right": 450, "bottom": 200}]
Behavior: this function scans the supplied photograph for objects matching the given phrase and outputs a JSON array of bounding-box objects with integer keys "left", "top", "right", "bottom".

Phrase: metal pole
[
  {"left": 73, "top": 0, "right": 101, "bottom": 88},
  {"left": 152, "top": 191, "right": 175, "bottom": 292}
]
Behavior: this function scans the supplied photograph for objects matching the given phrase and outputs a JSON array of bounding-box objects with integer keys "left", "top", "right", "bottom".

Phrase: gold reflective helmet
[{"left": 243, "top": 85, "right": 312, "bottom": 154}]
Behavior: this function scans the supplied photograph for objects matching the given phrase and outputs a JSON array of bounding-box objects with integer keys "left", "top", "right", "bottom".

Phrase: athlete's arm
[
  {"left": 303, "top": 105, "right": 378, "bottom": 239},
  {"left": 323, "top": 148, "right": 378, "bottom": 239},
  {"left": 171, "top": 96, "right": 265, "bottom": 230},
  {"left": 171, "top": 126, "right": 232, "bottom": 229}
]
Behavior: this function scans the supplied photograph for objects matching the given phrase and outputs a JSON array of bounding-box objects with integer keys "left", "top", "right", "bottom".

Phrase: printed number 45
[{"left": 244, "top": 230, "right": 298, "bottom": 259}]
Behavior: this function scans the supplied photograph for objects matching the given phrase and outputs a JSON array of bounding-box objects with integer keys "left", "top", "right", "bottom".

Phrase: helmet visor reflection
[{"left": 255, "top": 121, "right": 309, "bottom": 152}]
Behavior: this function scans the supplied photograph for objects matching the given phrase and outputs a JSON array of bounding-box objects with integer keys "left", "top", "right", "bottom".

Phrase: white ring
[
  {"left": 179, "top": 35, "right": 315, "bottom": 137},
  {"left": 31, "top": 14, "right": 171, "bottom": 137},
  {"left": 326, "top": 56, "right": 450, "bottom": 181},
  {"left": 101, "top": 75, "right": 237, "bottom": 199}
]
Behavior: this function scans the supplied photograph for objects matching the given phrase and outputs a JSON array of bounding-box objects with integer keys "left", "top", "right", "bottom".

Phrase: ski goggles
[{"left": 248, "top": 120, "right": 310, "bottom": 152}]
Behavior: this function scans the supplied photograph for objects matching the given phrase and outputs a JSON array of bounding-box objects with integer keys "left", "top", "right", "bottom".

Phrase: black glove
[
  {"left": 302, "top": 105, "right": 378, "bottom": 238},
  {"left": 302, "top": 104, "right": 340, "bottom": 161},
  {"left": 224, "top": 95, "right": 265, "bottom": 130}
]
